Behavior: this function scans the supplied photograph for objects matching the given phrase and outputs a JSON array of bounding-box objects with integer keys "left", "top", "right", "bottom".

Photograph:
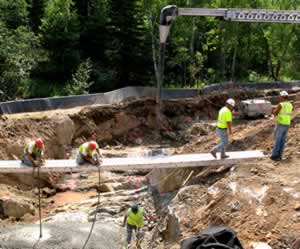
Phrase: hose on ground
[{"left": 81, "top": 165, "right": 101, "bottom": 249}]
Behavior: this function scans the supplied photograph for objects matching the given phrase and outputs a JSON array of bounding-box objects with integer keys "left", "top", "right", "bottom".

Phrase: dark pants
[
  {"left": 126, "top": 223, "right": 141, "bottom": 245},
  {"left": 22, "top": 153, "right": 41, "bottom": 167}
]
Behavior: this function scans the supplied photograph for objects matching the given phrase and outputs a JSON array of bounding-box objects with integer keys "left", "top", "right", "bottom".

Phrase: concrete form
[{"left": 0, "top": 150, "right": 266, "bottom": 174}]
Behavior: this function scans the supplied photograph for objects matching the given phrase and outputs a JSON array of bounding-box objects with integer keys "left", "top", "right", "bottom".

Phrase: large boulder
[
  {"left": 0, "top": 196, "right": 35, "bottom": 219},
  {"left": 147, "top": 168, "right": 194, "bottom": 193},
  {"left": 48, "top": 115, "right": 75, "bottom": 158}
]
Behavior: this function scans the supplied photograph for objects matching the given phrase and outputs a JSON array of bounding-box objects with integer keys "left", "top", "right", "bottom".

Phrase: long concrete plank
[{"left": 0, "top": 150, "right": 265, "bottom": 174}]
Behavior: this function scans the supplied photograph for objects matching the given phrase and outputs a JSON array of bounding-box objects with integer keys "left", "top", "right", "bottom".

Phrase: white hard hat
[
  {"left": 226, "top": 98, "right": 235, "bottom": 107},
  {"left": 280, "top": 91, "right": 288, "bottom": 96}
]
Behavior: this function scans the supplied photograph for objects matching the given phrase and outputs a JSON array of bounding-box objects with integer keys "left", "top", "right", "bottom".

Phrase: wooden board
[{"left": 0, "top": 150, "right": 266, "bottom": 174}]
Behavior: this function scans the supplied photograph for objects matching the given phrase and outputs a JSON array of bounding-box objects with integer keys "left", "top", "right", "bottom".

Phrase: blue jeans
[
  {"left": 213, "top": 128, "right": 228, "bottom": 153},
  {"left": 272, "top": 124, "right": 289, "bottom": 159},
  {"left": 22, "top": 153, "right": 41, "bottom": 167}
]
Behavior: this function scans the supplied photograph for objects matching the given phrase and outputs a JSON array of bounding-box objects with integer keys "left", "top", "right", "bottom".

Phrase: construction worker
[
  {"left": 210, "top": 99, "right": 235, "bottom": 159},
  {"left": 76, "top": 141, "right": 102, "bottom": 165},
  {"left": 123, "top": 204, "right": 145, "bottom": 249},
  {"left": 22, "top": 138, "right": 45, "bottom": 167},
  {"left": 271, "top": 91, "right": 293, "bottom": 161}
]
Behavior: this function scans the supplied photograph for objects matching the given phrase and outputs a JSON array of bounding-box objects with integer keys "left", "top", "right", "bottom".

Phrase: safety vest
[
  {"left": 217, "top": 106, "right": 232, "bottom": 129},
  {"left": 277, "top": 101, "right": 293, "bottom": 126},
  {"left": 79, "top": 142, "right": 96, "bottom": 157},
  {"left": 24, "top": 141, "right": 44, "bottom": 156},
  {"left": 127, "top": 208, "right": 144, "bottom": 228}
]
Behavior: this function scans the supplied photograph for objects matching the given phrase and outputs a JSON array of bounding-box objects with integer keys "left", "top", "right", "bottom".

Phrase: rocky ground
[{"left": 0, "top": 88, "right": 300, "bottom": 248}]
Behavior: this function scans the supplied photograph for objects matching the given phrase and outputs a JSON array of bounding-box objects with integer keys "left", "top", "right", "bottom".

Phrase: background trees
[{"left": 0, "top": 0, "right": 300, "bottom": 100}]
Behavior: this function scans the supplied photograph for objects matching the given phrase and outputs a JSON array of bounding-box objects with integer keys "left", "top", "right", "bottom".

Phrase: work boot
[
  {"left": 210, "top": 149, "right": 217, "bottom": 159},
  {"left": 221, "top": 152, "right": 229, "bottom": 159},
  {"left": 270, "top": 155, "right": 280, "bottom": 161}
]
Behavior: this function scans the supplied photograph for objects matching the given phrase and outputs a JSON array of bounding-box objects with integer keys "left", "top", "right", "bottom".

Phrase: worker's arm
[
  {"left": 272, "top": 104, "right": 282, "bottom": 116},
  {"left": 82, "top": 155, "right": 94, "bottom": 164},
  {"left": 232, "top": 110, "right": 241, "bottom": 116},
  {"left": 28, "top": 154, "right": 38, "bottom": 167},
  {"left": 122, "top": 213, "right": 127, "bottom": 227},
  {"left": 227, "top": 122, "right": 232, "bottom": 135}
]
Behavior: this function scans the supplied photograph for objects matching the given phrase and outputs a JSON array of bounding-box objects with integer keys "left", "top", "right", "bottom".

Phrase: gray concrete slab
[{"left": 0, "top": 150, "right": 266, "bottom": 174}]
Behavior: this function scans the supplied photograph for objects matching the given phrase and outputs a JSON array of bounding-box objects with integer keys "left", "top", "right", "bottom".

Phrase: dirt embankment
[{"left": 0, "top": 89, "right": 261, "bottom": 161}]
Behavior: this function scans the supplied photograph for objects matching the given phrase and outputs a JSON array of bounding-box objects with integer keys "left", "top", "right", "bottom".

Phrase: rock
[
  {"left": 42, "top": 187, "right": 56, "bottom": 197},
  {"left": 184, "top": 123, "right": 216, "bottom": 141},
  {"left": 161, "top": 207, "right": 181, "bottom": 242},
  {"left": 113, "top": 112, "right": 141, "bottom": 136},
  {"left": 294, "top": 202, "right": 300, "bottom": 211},
  {"left": 249, "top": 242, "right": 272, "bottom": 249},
  {"left": 134, "top": 138, "right": 143, "bottom": 145},
  {"left": 0, "top": 197, "right": 35, "bottom": 219},
  {"left": 229, "top": 201, "right": 241, "bottom": 212},
  {"left": 163, "top": 131, "right": 177, "bottom": 141},
  {"left": 98, "top": 183, "right": 114, "bottom": 192},
  {"left": 251, "top": 168, "right": 258, "bottom": 174},
  {"left": 147, "top": 168, "right": 194, "bottom": 193},
  {"left": 47, "top": 115, "right": 75, "bottom": 158}
]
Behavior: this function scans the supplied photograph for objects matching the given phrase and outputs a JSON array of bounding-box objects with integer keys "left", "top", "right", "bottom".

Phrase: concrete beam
[{"left": 0, "top": 150, "right": 266, "bottom": 174}]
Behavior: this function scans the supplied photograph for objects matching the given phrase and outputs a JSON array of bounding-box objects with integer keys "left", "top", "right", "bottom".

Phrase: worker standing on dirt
[
  {"left": 210, "top": 99, "right": 235, "bottom": 159},
  {"left": 76, "top": 141, "right": 102, "bottom": 166},
  {"left": 271, "top": 91, "right": 293, "bottom": 161},
  {"left": 123, "top": 204, "right": 146, "bottom": 249},
  {"left": 22, "top": 138, "right": 45, "bottom": 167}
]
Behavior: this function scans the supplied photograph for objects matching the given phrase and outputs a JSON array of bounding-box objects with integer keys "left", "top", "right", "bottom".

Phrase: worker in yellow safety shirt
[
  {"left": 271, "top": 91, "right": 293, "bottom": 161},
  {"left": 123, "top": 204, "right": 146, "bottom": 249},
  {"left": 76, "top": 141, "right": 102, "bottom": 166},
  {"left": 210, "top": 99, "right": 235, "bottom": 159},
  {"left": 22, "top": 138, "right": 45, "bottom": 167}
]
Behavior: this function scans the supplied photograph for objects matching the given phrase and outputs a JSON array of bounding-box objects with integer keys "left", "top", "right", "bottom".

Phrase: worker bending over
[
  {"left": 211, "top": 99, "right": 235, "bottom": 159},
  {"left": 76, "top": 141, "right": 102, "bottom": 166},
  {"left": 271, "top": 91, "right": 293, "bottom": 161},
  {"left": 123, "top": 204, "right": 146, "bottom": 249},
  {"left": 22, "top": 138, "right": 45, "bottom": 167}
]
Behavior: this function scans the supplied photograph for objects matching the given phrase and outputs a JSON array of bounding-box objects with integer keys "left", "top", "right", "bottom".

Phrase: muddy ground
[{"left": 0, "top": 88, "right": 300, "bottom": 248}]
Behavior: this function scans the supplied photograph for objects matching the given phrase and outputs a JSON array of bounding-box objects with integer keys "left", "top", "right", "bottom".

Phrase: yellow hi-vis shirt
[
  {"left": 24, "top": 141, "right": 45, "bottom": 157},
  {"left": 79, "top": 142, "right": 98, "bottom": 157},
  {"left": 277, "top": 101, "right": 293, "bottom": 126},
  {"left": 127, "top": 208, "right": 144, "bottom": 228},
  {"left": 217, "top": 106, "right": 232, "bottom": 129}
]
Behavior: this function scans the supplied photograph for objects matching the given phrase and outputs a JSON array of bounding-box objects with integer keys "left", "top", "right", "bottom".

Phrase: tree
[
  {"left": 65, "top": 58, "right": 94, "bottom": 95},
  {"left": 0, "top": 0, "right": 29, "bottom": 29},
  {"left": 0, "top": 24, "right": 46, "bottom": 100},
  {"left": 40, "top": 0, "right": 81, "bottom": 83},
  {"left": 106, "top": 0, "right": 151, "bottom": 87}
]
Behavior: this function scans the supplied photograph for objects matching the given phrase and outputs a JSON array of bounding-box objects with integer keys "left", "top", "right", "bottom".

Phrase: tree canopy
[{"left": 0, "top": 0, "right": 300, "bottom": 100}]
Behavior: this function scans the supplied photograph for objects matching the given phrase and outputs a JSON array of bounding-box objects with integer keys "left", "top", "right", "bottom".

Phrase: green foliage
[
  {"left": 65, "top": 58, "right": 94, "bottom": 95},
  {"left": 40, "top": 0, "right": 81, "bottom": 82},
  {"left": 0, "top": 22, "right": 46, "bottom": 100},
  {"left": 0, "top": 0, "right": 29, "bottom": 29},
  {"left": 2, "top": 0, "right": 300, "bottom": 100}
]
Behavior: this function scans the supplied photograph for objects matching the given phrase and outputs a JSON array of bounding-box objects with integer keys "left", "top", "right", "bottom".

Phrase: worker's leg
[
  {"left": 214, "top": 128, "right": 229, "bottom": 158},
  {"left": 76, "top": 154, "right": 87, "bottom": 165},
  {"left": 272, "top": 125, "right": 283, "bottom": 159},
  {"left": 278, "top": 126, "right": 289, "bottom": 160},
  {"left": 22, "top": 153, "right": 34, "bottom": 167},
  {"left": 126, "top": 224, "right": 135, "bottom": 247},
  {"left": 211, "top": 128, "right": 227, "bottom": 158}
]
